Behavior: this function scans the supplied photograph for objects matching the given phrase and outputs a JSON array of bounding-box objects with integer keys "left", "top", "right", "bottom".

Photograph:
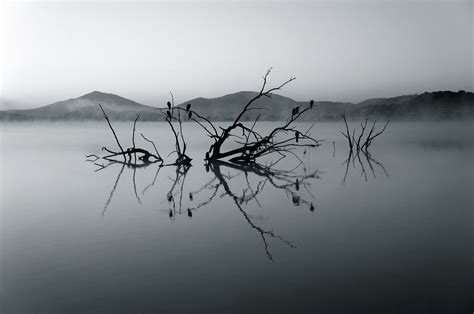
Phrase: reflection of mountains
[
  {"left": 90, "top": 158, "right": 322, "bottom": 260},
  {"left": 2, "top": 90, "right": 473, "bottom": 121}
]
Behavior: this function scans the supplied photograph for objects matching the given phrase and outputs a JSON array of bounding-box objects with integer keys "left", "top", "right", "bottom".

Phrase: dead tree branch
[
  {"left": 340, "top": 115, "right": 389, "bottom": 185},
  {"left": 158, "top": 93, "right": 192, "bottom": 166},
  {"left": 168, "top": 69, "right": 321, "bottom": 163},
  {"left": 99, "top": 104, "right": 125, "bottom": 160},
  {"left": 89, "top": 105, "right": 163, "bottom": 167}
]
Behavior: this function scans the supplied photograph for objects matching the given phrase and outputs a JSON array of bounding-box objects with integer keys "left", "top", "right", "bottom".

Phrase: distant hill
[
  {"left": 0, "top": 90, "right": 472, "bottom": 121},
  {"left": 177, "top": 91, "right": 300, "bottom": 121},
  {"left": 295, "top": 100, "right": 354, "bottom": 121},
  {"left": 0, "top": 91, "right": 162, "bottom": 121},
  {"left": 348, "top": 91, "right": 474, "bottom": 120},
  {"left": 178, "top": 90, "right": 473, "bottom": 121}
]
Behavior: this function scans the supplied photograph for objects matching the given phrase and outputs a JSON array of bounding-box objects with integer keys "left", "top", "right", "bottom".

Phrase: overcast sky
[{"left": 0, "top": 0, "right": 472, "bottom": 109}]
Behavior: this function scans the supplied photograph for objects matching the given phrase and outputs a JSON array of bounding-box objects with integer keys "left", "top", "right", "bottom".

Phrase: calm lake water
[{"left": 1, "top": 121, "right": 472, "bottom": 313}]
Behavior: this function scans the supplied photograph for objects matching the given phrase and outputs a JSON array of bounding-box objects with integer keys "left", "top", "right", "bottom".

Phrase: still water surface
[{"left": 1, "top": 122, "right": 472, "bottom": 313}]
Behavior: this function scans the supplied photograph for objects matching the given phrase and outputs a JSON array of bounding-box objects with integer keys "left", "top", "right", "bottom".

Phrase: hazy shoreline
[{"left": 1, "top": 90, "right": 472, "bottom": 122}]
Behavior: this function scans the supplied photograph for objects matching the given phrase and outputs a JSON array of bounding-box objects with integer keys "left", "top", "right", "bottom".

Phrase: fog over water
[{"left": 1, "top": 121, "right": 472, "bottom": 313}]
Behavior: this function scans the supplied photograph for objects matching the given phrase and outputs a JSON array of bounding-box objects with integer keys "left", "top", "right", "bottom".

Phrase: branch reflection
[
  {"left": 88, "top": 157, "right": 321, "bottom": 260},
  {"left": 342, "top": 149, "right": 389, "bottom": 185}
]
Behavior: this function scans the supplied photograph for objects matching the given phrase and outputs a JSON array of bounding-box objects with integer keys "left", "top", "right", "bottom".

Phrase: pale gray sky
[{"left": 0, "top": 0, "right": 472, "bottom": 109}]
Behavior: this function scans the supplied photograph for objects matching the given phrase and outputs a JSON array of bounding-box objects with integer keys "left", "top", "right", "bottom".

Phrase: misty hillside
[
  {"left": 349, "top": 91, "right": 474, "bottom": 120},
  {"left": 0, "top": 91, "right": 162, "bottom": 121},
  {"left": 0, "top": 90, "right": 472, "bottom": 122},
  {"left": 178, "top": 90, "right": 473, "bottom": 121},
  {"left": 177, "top": 91, "right": 301, "bottom": 121},
  {"left": 177, "top": 91, "right": 356, "bottom": 121}
]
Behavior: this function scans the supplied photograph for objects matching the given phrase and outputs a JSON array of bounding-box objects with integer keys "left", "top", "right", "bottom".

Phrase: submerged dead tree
[
  {"left": 340, "top": 113, "right": 390, "bottom": 184},
  {"left": 341, "top": 113, "right": 389, "bottom": 155},
  {"left": 205, "top": 69, "right": 321, "bottom": 162},
  {"left": 158, "top": 93, "right": 192, "bottom": 166},
  {"left": 86, "top": 104, "right": 163, "bottom": 168},
  {"left": 165, "top": 68, "right": 321, "bottom": 163}
]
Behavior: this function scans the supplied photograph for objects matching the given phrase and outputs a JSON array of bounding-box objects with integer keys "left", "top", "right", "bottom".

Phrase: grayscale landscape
[{"left": 0, "top": 1, "right": 472, "bottom": 314}]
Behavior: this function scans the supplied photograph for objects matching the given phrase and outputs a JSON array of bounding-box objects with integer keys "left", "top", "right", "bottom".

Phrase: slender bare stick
[
  {"left": 341, "top": 113, "right": 353, "bottom": 151},
  {"left": 99, "top": 104, "right": 125, "bottom": 160},
  {"left": 132, "top": 114, "right": 140, "bottom": 163},
  {"left": 140, "top": 133, "right": 162, "bottom": 160},
  {"left": 102, "top": 163, "right": 125, "bottom": 216}
]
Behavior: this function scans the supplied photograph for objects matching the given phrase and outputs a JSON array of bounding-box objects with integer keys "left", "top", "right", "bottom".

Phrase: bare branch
[
  {"left": 140, "top": 133, "right": 162, "bottom": 161},
  {"left": 99, "top": 104, "right": 125, "bottom": 160}
]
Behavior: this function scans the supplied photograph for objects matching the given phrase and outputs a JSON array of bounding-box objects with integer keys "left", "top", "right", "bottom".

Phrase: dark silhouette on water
[
  {"left": 165, "top": 158, "right": 321, "bottom": 259},
  {"left": 197, "top": 69, "right": 321, "bottom": 163},
  {"left": 157, "top": 69, "right": 322, "bottom": 164},
  {"left": 341, "top": 113, "right": 389, "bottom": 155},
  {"left": 101, "top": 163, "right": 125, "bottom": 216},
  {"left": 339, "top": 114, "right": 390, "bottom": 185},
  {"left": 158, "top": 92, "right": 192, "bottom": 166},
  {"left": 87, "top": 156, "right": 321, "bottom": 260},
  {"left": 87, "top": 156, "right": 161, "bottom": 215},
  {"left": 188, "top": 160, "right": 319, "bottom": 260},
  {"left": 166, "top": 164, "right": 192, "bottom": 218},
  {"left": 341, "top": 148, "right": 389, "bottom": 185},
  {"left": 84, "top": 68, "right": 391, "bottom": 258},
  {"left": 87, "top": 104, "right": 163, "bottom": 167}
]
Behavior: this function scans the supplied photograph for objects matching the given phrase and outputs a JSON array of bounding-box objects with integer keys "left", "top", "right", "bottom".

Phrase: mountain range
[{"left": 0, "top": 90, "right": 472, "bottom": 121}]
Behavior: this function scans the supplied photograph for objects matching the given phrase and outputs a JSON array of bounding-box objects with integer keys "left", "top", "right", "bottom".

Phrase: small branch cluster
[
  {"left": 340, "top": 113, "right": 390, "bottom": 184},
  {"left": 86, "top": 104, "right": 163, "bottom": 168},
  {"left": 341, "top": 113, "right": 389, "bottom": 154},
  {"left": 159, "top": 92, "right": 192, "bottom": 166}
]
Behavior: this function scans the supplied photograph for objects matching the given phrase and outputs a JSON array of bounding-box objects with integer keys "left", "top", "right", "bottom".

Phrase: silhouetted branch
[
  {"left": 132, "top": 167, "right": 141, "bottom": 204},
  {"left": 341, "top": 143, "right": 389, "bottom": 185},
  {"left": 132, "top": 114, "right": 140, "bottom": 162},
  {"left": 164, "top": 160, "right": 320, "bottom": 259},
  {"left": 142, "top": 165, "right": 161, "bottom": 196},
  {"left": 208, "top": 161, "right": 296, "bottom": 260},
  {"left": 89, "top": 105, "right": 163, "bottom": 167},
  {"left": 86, "top": 154, "right": 100, "bottom": 162},
  {"left": 362, "top": 120, "right": 390, "bottom": 151},
  {"left": 158, "top": 94, "right": 192, "bottom": 166},
  {"left": 98, "top": 104, "right": 126, "bottom": 161},
  {"left": 165, "top": 164, "right": 192, "bottom": 218},
  {"left": 140, "top": 133, "right": 162, "bottom": 160},
  {"left": 169, "top": 69, "right": 320, "bottom": 163},
  {"left": 340, "top": 115, "right": 389, "bottom": 185},
  {"left": 341, "top": 113, "right": 353, "bottom": 152},
  {"left": 102, "top": 163, "right": 125, "bottom": 216}
]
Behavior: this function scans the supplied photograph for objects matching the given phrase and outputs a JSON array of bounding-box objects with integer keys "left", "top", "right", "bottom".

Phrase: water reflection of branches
[
  {"left": 102, "top": 163, "right": 125, "bottom": 216},
  {"left": 340, "top": 114, "right": 390, "bottom": 185},
  {"left": 85, "top": 104, "right": 163, "bottom": 168},
  {"left": 166, "top": 164, "right": 192, "bottom": 219},
  {"left": 210, "top": 162, "right": 294, "bottom": 260},
  {"left": 182, "top": 160, "right": 321, "bottom": 260},
  {"left": 342, "top": 148, "right": 389, "bottom": 185},
  {"left": 88, "top": 154, "right": 320, "bottom": 260},
  {"left": 88, "top": 158, "right": 161, "bottom": 216}
]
